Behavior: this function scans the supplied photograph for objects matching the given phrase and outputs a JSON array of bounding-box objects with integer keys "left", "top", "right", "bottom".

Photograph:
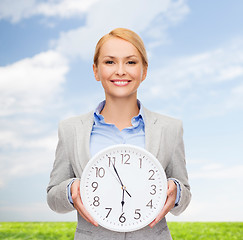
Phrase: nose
[{"left": 116, "top": 63, "right": 126, "bottom": 76}]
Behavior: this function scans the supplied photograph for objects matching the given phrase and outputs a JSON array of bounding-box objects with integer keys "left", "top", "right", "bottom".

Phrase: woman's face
[{"left": 93, "top": 37, "right": 147, "bottom": 100}]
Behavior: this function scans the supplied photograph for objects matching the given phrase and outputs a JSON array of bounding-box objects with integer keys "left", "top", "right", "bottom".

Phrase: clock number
[
  {"left": 121, "top": 154, "right": 130, "bottom": 164},
  {"left": 119, "top": 213, "right": 126, "bottom": 223},
  {"left": 93, "top": 196, "right": 100, "bottom": 207},
  {"left": 105, "top": 208, "right": 112, "bottom": 218},
  {"left": 146, "top": 199, "right": 153, "bottom": 209},
  {"left": 139, "top": 158, "right": 142, "bottom": 168},
  {"left": 134, "top": 209, "right": 141, "bottom": 220},
  {"left": 95, "top": 167, "right": 105, "bottom": 178},
  {"left": 148, "top": 170, "right": 155, "bottom": 180},
  {"left": 108, "top": 156, "right": 116, "bottom": 167},
  {"left": 91, "top": 182, "right": 98, "bottom": 192},
  {"left": 150, "top": 185, "right": 156, "bottom": 195}
]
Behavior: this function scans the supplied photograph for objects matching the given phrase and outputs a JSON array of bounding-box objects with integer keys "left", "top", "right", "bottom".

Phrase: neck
[{"left": 101, "top": 95, "right": 139, "bottom": 131}]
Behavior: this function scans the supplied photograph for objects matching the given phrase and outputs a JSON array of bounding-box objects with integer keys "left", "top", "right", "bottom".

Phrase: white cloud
[
  {"left": 141, "top": 38, "right": 243, "bottom": 117},
  {"left": 0, "top": 0, "right": 190, "bottom": 60},
  {"left": 225, "top": 82, "right": 243, "bottom": 110},
  {"left": 167, "top": 196, "right": 243, "bottom": 221},
  {"left": 0, "top": 50, "right": 69, "bottom": 187},
  {"left": 0, "top": 128, "right": 57, "bottom": 152},
  {"left": 0, "top": 50, "right": 68, "bottom": 116},
  {"left": 0, "top": 0, "right": 100, "bottom": 23},
  {"left": 0, "top": 129, "right": 58, "bottom": 186},
  {"left": 54, "top": 0, "right": 189, "bottom": 60},
  {"left": 36, "top": 0, "right": 100, "bottom": 18},
  {"left": 147, "top": 46, "right": 243, "bottom": 98},
  {"left": 0, "top": 0, "right": 35, "bottom": 23},
  {"left": 167, "top": 162, "right": 243, "bottom": 221},
  {"left": 190, "top": 164, "right": 243, "bottom": 180}
]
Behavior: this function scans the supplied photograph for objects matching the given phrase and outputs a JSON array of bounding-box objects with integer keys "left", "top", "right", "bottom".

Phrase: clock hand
[
  {"left": 112, "top": 162, "right": 132, "bottom": 198},
  {"left": 112, "top": 162, "right": 124, "bottom": 186},
  {"left": 124, "top": 186, "right": 131, "bottom": 198},
  {"left": 121, "top": 188, "right": 125, "bottom": 212},
  {"left": 104, "top": 163, "right": 121, "bottom": 186}
]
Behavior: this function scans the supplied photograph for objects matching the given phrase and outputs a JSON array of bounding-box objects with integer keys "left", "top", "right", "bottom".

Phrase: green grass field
[{"left": 0, "top": 222, "right": 242, "bottom": 240}]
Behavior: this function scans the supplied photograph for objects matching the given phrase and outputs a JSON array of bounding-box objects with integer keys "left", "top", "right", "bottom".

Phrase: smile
[{"left": 111, "top": 80, "right": 131, "bottom": 86}]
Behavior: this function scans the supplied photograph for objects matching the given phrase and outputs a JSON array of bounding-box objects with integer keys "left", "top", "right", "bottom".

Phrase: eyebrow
[{"left": 103, "top": 55, "right": 138, "bottom": 59}]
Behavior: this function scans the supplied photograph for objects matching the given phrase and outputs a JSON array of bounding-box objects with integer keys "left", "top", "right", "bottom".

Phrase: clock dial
[{"left": 80, "top": 144, "right": 167, "bottom": 232}]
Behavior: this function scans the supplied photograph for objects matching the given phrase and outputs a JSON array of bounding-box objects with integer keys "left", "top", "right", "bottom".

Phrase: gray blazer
[{"left": 47, "top": 107, "right": 191, "bottom": 240}]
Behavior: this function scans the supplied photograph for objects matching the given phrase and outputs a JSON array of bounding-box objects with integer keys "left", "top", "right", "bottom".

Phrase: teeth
[{"left": 113, "top": 81, "right": 129, "bottom": 85}]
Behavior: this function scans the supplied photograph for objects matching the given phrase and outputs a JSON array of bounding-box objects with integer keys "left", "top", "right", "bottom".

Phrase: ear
[
  {"left": 141, "top": 66, "right": 147, "bottom": 82},
  {"left": 93, "top": 64, "right": 100, "bottom": 81}
]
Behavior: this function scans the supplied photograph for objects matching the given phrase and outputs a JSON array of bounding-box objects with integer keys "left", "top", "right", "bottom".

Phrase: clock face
[{"left": 80, "top": 144, "right": 167, "bottom": 232}]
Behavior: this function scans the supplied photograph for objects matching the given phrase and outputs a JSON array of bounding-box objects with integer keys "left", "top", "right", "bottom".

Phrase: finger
[
  {"left": 75, "top": 199, "right": 98, "bottom": 226},
  {"left": 149, "top": 182, "right": 177, "bottom": 228},
  {"left": 71, "top": 181, "right": 98, "bottom": 227},
  {"left": 149, "top": 200, "right": 170, "bottom": 228},
  {"left": 72, "top": 195, "right": 89, "bottom": 222},
  {"left": 75, "top": 204, "right": 91, "bottom": 223},
  {"left": 75, "top": 195, "right": 99, "bottom": 227}
]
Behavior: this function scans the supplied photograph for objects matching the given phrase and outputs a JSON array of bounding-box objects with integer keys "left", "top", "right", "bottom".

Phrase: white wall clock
[{"left": 80, "top": 144, "right": 167, "bottom": 232}]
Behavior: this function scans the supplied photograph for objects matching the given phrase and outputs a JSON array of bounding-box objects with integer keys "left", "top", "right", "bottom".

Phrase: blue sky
[{"left": 0, "top": 0, "right": 242, "bottom": 222}]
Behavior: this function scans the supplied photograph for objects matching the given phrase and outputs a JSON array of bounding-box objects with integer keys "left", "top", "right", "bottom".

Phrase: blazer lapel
[
  {"left": 75, "top": 107, "right": 164, "bottom": 172},
  {"left": 75, "top": 111, "right": 94, "bottom": 172},
  {"left": 144, "top": 107, "right": 162, "bottom": 158}
]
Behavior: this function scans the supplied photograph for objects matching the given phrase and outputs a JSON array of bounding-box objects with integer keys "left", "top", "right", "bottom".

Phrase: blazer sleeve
[
  {"left": 167, "top": 121, "right": 191, "bottom": 216},
  {"left": 46, "top": 121, "right": 76, "bottom": 213}
]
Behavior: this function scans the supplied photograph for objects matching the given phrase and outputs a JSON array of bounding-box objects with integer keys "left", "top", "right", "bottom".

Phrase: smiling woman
[
  {"left": 93, "top": 37, "right": 147, "bottom": 121},
  {"left": 47, "top": 28, "right": 191, "bottom": 240},
  {"left": 92, "top": 29, "right": 148, "bottom": 130}
]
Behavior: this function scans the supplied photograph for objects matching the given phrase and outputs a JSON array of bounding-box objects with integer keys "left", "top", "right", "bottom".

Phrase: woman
[{"left": 47, "top": 28, "right": 191, "bottom": 240}]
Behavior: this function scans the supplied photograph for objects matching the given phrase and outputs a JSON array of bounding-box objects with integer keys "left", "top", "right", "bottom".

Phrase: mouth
[{"left": 110, "top": 80, "right": 131, "bottom": 86}]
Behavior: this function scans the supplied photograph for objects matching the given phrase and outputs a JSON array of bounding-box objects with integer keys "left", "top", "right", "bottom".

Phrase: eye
[
  {"left": 127, "top": 61, "right": 136, "bottom": 65},
  {"left": 105, "top": 60, "right": 114, "bottom": 64}
]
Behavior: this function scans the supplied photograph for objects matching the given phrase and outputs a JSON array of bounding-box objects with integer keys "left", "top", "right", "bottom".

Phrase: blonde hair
[{"left": 93, "top": 28, "right": 148, "bottom": 68}]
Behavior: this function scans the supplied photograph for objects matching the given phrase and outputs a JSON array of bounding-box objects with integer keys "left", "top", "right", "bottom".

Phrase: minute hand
[{"left": 112, "top": 163, "right": 132, "bottom": 197}]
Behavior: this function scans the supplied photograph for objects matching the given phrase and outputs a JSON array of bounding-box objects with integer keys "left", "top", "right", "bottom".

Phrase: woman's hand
[
  {"left": 149, "top": 179, "right": 177, "bottom": 228},
  {"left": 71, "top": 179, "right": 98, "bottom": 227}
]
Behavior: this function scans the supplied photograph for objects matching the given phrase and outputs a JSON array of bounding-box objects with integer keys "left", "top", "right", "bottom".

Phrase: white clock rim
[{"left": 80, "top": 144, "right": 168, "bottom": 232}]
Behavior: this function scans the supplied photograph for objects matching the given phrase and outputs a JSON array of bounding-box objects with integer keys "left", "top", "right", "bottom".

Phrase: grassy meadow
[{"left": 0, "top": 222, "right": 242, "bottom": 240}]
